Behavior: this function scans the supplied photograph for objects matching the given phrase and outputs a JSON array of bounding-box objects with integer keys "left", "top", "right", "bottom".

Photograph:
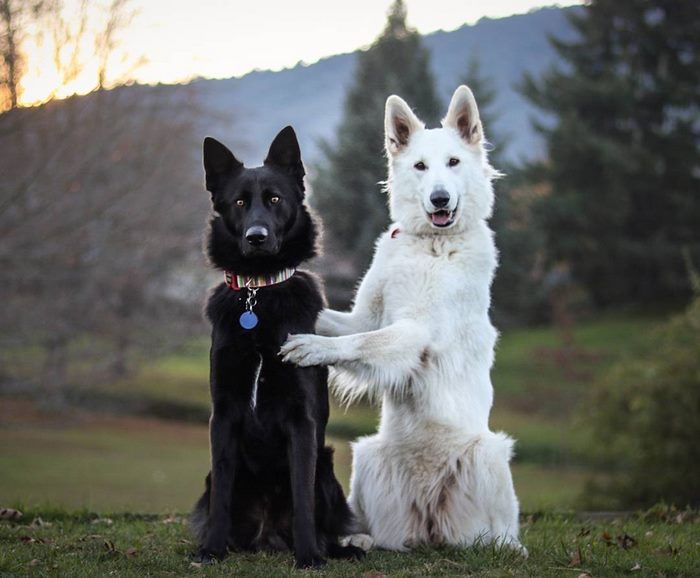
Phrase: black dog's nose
[
  {"left": 245, "top": 225, "right": 269, "bottom": 246},
  {"left": 430, "top": 189, "right": 450, "bottom": 208}
]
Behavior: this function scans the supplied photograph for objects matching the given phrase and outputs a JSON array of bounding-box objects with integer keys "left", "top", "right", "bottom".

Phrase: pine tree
[
  {"left": 463, "top": 56, "right": 544, "bottom": 325},
  {"left": 312, "top": 0, "right": 441, "bottom": 271},
  {"left": 521, "top": 0, "right": 700, "bottom": 306}
]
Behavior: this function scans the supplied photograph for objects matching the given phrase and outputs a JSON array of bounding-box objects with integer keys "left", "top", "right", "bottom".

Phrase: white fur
[{"left": 280, "top": 86, "right": 524, "bottom": 553}]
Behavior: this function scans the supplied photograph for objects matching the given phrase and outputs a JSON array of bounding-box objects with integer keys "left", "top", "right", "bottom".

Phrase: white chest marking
[{"left": 251, "top": 353, "right": 263, "bottom": 410}]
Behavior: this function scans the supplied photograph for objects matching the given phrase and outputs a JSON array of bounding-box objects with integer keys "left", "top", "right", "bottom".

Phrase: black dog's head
[{"left": 203, "top": 127, "right": 319, "bottom": 274}]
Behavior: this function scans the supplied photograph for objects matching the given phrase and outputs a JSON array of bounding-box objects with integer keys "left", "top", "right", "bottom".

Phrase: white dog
[{"left": 281, "top": 86, "right": 523, "bottom": 553}]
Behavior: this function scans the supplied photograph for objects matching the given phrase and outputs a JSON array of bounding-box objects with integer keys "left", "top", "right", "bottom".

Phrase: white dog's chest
[{"left": 376, "top": 235, "right": 492, "bottom": 327}]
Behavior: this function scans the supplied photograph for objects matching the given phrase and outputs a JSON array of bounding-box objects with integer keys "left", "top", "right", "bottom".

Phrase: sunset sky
[{"left": 19, "top": 0, "right": 582, "bottom": 106}]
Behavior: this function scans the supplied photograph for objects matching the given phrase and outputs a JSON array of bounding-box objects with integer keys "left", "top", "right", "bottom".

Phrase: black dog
[{"left": 191, "top": 127, "right": 363, "bottom": 569}]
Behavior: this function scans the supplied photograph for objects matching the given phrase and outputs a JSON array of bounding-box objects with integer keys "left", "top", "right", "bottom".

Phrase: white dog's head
[{"left": 384, "top": 85, "right": 499, "bottom": 235}]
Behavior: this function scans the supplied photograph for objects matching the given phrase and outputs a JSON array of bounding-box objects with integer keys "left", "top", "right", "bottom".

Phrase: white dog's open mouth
[{"left": 428, "top": 208, "right": 457, "bottom": 228}]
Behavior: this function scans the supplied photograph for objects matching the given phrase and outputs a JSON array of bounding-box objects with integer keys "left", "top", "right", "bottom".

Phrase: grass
[
  {"left": 3, "top": 312, "right": 696, "bottom": 574},
  {"left": 98, "top": 314, "right": 661, "bottom": 453},
  {"left": 1, "top": 507, "right": 698, "bottom": 577},
  {"left": 0, "top": 400, "right": 587, "bottom": 513},
  {"left": 491, "top": 315, "right": 658, "bottom": 411},
  {"left": 1, "top": 313, "right": 667, "bottom": 516},
  {"left": 0, "top": 310, "right": 668, "bottom": 512}
]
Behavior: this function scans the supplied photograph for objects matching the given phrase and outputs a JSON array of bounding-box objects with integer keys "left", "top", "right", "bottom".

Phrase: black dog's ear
[
  {"left": 264, "top": 126, "right": 305, "bottom": 192},
  {"left": 203, "top": 137, "right": 242, "bottom": 193}
]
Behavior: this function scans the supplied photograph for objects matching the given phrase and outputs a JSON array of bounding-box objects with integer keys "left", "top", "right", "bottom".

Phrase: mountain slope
[{"left": 193, "top": 6, "right": 578, "bottom": 166}]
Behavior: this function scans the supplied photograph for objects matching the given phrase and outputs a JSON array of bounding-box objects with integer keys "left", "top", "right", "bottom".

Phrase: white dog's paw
[
  {"left": 280, "top": 334, "right": 333, "bottom": 367},
  {"left": 504, "top": 540, "right": 528, "bottom": 559},
  {"left": 339, "top": 533, "right": 374, "bottom": 552}
]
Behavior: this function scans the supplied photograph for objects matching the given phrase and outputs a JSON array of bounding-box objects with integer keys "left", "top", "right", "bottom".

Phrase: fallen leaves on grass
[
  {"left": 125, "top": 546, "right": 138, "bottom": 556},
  {"left": 91, "top": 517, "right": 114, "bottom": 526},
  {"left": 0, "top": 507, "right": 23, "bottom": 521},
  {"left": 617, "top": 533, "right": 637, "bottom": 550},
  {"left": 601, "top": 531, "right": 637, "bottom": 550},
  {"left": 630, "top": 562, "right": 642, "bottom": 571},
  {"left": 27, "top": 558, "right": 40, "bottom": 567},
  {"left": 640, "top": 505, "right": 698, "bottom": 525},
  {"left": 654, "top": 543, "right": 680, "bottom": 556},
  {"left": 568, "top": 545, "right": 583, "bottom": 567},
  {"left": 30, "top": 516, "right": 51, "bottom": 528},
  {"left": 79, "top": 534, "right": 105, "bottom": 541},
  {"left": 20, "top": 535, "right": 43, "bottom": 544}
]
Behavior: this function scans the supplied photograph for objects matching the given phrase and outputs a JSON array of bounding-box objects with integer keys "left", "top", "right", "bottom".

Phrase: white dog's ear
[
  {"left": 443, "top": 85, "right": 483, "bottom": 145},
  {"left": 385, "top": 95, "right": 424, "bottom": 156}
]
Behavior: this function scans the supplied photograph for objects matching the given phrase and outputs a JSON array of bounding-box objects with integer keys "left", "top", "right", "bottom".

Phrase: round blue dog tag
[{"left": 239, "top": 311, "right": 258, "bottom": 330}]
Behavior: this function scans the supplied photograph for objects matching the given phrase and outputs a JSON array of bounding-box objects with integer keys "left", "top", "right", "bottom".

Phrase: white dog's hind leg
[
  {"left": 348, "top": 435, "right": 415, "bottom": 551},
  {"left": 465, "top": 432, "right": 524, "bottom": 554}
]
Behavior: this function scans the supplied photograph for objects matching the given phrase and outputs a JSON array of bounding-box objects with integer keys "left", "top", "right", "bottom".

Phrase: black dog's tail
[{"left": 189, "top": 472, "right": 211, "bottom": 543}]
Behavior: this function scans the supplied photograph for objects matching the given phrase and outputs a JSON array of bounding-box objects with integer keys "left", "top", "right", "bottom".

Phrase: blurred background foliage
[{"left": 1, "top": 0, "right": 699, "bottom": 512}]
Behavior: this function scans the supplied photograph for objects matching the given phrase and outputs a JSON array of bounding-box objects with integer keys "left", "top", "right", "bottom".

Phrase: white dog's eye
[
  {"left": 448, "top": 157, "right": 460, "bottom": 167},
  {"left": 270, "top": 196, "right": 280, "bottom": 204},
  {"left": 236, "top": 199, "right": 245, "bottom": 207},
  {"left": 414, "top": 161, "right": 427, "bottom": 171}
]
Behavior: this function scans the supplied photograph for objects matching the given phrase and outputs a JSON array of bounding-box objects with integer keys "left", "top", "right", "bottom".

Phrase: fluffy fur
[
  {"left": 192, "top": 127, "right": 363, "bottom": 569},
  {"left": 281, "top": 87, "right": 524, "bottom": 552}
]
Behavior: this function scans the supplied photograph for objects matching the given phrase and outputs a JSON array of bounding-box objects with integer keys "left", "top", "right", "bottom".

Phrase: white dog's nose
[{"left": 430, "top": 189, "right": 450, "bottom": 208}]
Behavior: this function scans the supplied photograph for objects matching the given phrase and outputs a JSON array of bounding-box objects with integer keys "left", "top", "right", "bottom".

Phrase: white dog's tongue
[{"left": 431, "top": 211, "right": 451, "bottom": 226}]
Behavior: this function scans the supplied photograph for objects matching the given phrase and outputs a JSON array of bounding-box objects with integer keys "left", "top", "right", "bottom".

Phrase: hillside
[{"left": 192, "top": 6, "right": 578, "bottom": 166}]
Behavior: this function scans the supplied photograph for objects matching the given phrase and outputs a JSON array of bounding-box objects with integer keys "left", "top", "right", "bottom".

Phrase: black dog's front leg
[
  {"left": 287, "top": 368, "right": 325, "bottom": 569},
  {"left": 198, "top": 404, "right": 238, "bottom": 561},
  {"left": 197, "top": 346, "right": 254, "bottom": 562}
]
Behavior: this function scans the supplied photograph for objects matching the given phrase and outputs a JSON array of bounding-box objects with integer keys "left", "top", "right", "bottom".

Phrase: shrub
[{"left": 581, "top": 295, "right": 700, "bottom": 508}]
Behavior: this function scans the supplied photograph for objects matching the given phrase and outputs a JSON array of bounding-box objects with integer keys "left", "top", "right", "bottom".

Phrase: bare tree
[
  {"left": 0, "top": 0, "right": 45, "bottom": 110},
  {"left": 0, "top": 0, "right": 213, "bottom": 402}
]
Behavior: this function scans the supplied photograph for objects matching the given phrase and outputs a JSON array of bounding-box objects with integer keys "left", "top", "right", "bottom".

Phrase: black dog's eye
[
  {"left": 414, "top": 161, "right": 427, "bottom": 171},
  {"left": 448, "top": 157, "right": 460, "bottom": 167},
  {"left": 270, "top": 196, "right": 280, "bottom": 205},
  {"left": 235, "top": 199, "right": 245, "bottom": 207}
]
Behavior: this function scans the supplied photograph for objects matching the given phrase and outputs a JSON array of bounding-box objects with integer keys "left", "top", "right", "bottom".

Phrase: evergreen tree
[
  {"left": 521, "top": 0, "right": 700, "bottom": 306},
  {"left": 463, "top": 56, "right": 544, "bottom": 325},
  {"left": 312, "top": 0, "right": 441, "bottom": 271}
]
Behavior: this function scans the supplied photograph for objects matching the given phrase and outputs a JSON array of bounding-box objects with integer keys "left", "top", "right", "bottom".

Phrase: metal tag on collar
[{"left": 239, "top": 278, "right": 259, "bottom": 330}]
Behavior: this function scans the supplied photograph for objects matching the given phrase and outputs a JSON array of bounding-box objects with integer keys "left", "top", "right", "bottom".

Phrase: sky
[{"left": 19, "top": 0, "right": 582, "bottom": 106}]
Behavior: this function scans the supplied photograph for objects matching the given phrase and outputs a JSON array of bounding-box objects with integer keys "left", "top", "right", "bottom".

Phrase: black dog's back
[{"left": 191, "top": 127, "right": 361, "bottom": 568}]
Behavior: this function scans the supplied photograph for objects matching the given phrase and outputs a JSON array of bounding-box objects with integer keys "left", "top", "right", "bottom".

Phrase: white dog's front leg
[
  {"left": 316, "top": 309, "right": 374, "bottom": 337},
  {"left": 281, "top": 319, "right": 430, "bottom": 388}
]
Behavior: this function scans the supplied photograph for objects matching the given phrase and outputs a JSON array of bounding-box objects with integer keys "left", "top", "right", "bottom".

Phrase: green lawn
[
  {"left": 99, "top": 314, "right": 662, "bottom": 459},
  {"left": 1, "top": 507, "right": 697, "bottom": 577},
  {"left": 1, "top": 313, "right": 665, "bottom": 514},
  {"left": 0, "top": 403, "right": 585, "bottom": 513}
]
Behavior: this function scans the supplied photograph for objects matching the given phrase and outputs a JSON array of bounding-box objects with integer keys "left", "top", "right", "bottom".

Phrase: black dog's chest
[
  {"left": 207, "top": 273, "right": 322, "bottom": 346},
  {"left": 206, "top": 272, "right": 327, "bottom": 468}
]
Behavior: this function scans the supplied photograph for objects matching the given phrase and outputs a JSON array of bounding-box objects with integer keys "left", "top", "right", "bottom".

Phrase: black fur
[{"left": 191, "top": 127, "right": 363, "bottom": 569}]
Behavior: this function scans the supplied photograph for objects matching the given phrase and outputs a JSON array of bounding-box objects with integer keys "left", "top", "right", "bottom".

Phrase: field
[
  {"left": 3, "top": 312, "right": 699, "bottom": 575},
  {"left": 0, "top": 314, "right": 665, "bottom": 514},
  {"left": 1, "top": 507, "right": 698, "bottom": 577}
]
